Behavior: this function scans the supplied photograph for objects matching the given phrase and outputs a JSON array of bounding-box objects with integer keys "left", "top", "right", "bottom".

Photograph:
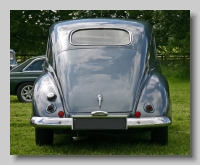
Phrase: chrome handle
[
  {"left": 97, "top": 94, "right": 103, "bottom": 108},
  {"left": 91, "top": 110, "right": 108, "bottom": 116}
]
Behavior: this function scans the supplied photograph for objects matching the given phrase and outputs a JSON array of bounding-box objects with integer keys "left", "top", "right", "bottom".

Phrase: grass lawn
[{"left": 10, "top": 78, "right": 190, "bottom": 156}]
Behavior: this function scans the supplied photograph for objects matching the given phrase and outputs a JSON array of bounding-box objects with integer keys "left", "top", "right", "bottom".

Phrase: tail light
[
  {"left": 46, "top": 103, "right": 56, "bottom": 113},
  {"left": 58, "top": 111, "right": 65, "bottom": 117},
  {"left": 135, "top": 111, "right": 141, "bottom": 118},
  {"left": 144, "top": 102, "right": 154, "bottom": 113},
  {"left": 146, "top": 105, "right": 153, "bottom": 111}
]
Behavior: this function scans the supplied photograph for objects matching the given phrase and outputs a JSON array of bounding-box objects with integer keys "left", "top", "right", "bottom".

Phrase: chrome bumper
[{"left": 30, "top": 116, "right": 172, "bottom": 129}]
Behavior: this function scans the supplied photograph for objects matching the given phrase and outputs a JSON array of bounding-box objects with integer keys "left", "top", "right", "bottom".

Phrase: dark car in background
[
  {"left": 10, "top": 55, "right": 45, "bottom": 102},
  {"left": 30, "top": 18, "right": 172, "bottom": 146},
  {"left": 10, "top": 49, "right": 18, "bottom": 70}
]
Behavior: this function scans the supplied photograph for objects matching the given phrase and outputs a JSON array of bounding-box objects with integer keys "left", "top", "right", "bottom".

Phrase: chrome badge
[
  {"left": 97, "top": 94, "right": 103, "bottom": 109},
  {"left": 91, "top": 110, "right": 108, "bottom": 116}
]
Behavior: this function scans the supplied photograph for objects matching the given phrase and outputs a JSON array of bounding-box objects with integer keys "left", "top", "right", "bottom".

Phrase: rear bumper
[{"left": 30, "top": 116, "right": 172, "bottom": 129}]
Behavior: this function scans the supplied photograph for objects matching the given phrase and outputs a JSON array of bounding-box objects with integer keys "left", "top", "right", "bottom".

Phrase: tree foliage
[
  {"left": 152, "top": 10, "right": 190, "bottom": 55},
  {"left": 10, "top": 10, "right": 190, "bottom": 56}
]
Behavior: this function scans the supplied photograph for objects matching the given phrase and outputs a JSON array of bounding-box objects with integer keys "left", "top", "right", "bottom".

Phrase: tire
[
  {"left": 151, "top": 127, "right": 168, "bottom": 145},
  {"left": 16, "top": 82, "right": 34, "bottom": 102},
  {"left": 35, "top": 128, "right": 54, "bottom": 146}
]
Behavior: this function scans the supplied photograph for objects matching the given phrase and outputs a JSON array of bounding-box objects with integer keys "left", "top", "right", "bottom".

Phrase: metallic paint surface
[
  {"left": 56, "top": 48, "right": 145, "bottom": 113},
  {"left": 31, "top": 19, "right": 172, "bottom": 131}
]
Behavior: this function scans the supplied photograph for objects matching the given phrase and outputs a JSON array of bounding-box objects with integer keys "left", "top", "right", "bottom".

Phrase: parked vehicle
[
  {"left": 10, "top": 49, "right": 18, "bottom": 70},
  {"left": 10, "top": 55, "right": 45, "bottom": 102},
  {"left": 30, "top": 18, "right": 172, "bottom": 146}
]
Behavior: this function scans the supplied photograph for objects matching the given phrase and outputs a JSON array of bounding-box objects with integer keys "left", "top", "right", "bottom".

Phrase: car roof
[
  {"left": 10, "top": 49, "right": 15, "bottom": 53},
  {"left": 49, "top": 18, "right": 153, "bottom": 39},
  {"left": 49, "top": 19, "right": 153, "bottom": 56},
  {"left": 50, "top": 18, "right": 152, "bottom": 30}
]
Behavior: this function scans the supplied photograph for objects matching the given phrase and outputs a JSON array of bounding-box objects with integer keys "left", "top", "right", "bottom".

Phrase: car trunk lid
[{"left": 56, "top": 48, "right": 146, "bottom": 113}]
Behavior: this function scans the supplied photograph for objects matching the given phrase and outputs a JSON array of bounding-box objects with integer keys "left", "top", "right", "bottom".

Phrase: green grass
[
  {"left": 10, "top": 78, "right": 190, "bottom": 156},
  {"left": 160, "top": 60, "right": 190, "bottom": 81}
]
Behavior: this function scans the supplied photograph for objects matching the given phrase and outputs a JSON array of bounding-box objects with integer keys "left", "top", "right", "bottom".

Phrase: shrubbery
[{"left": 160, "top": 60, "right": 190, "bottom": 81}]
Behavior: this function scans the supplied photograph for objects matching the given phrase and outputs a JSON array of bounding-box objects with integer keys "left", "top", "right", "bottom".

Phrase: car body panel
[
  {"left": 49, "top": 19, "right": 150, "bottom": 56},
  {"left": 31, "top": 18, "right": 171, "bottom": 119},
  {"left": 55, "top": 48, "right": 145, "bottom": 113},
  {"left": 32, "top": 72, "right": 64, "bottom": 117},
  {"left": 30, "top": 19, "right": 172, "bottom": 145}
]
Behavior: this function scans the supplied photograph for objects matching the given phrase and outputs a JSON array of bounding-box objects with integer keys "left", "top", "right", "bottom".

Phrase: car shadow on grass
[
  {"left": 50, "top": 132, "right": 156, "bottom": 155},
  {"left": 53, "top": 131, "right": 152, "bottom": 148}
]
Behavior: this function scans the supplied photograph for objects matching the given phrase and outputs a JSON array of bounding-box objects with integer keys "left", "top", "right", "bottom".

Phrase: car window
[
  {"left": 24, "top": 59, "right": 45, "bottom": 71},
  {"left": 71, "top": 29, "right": 130, "bottom": 45}
]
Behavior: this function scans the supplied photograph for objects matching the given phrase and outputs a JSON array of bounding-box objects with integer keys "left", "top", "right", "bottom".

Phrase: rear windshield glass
[{"left": 71, "top": 29, "right": 130, "bottom": 45}]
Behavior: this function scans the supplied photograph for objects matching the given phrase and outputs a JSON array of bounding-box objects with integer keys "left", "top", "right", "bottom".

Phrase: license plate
[{"left": 72, "top": 118, "right": 127, "bottom": 130}]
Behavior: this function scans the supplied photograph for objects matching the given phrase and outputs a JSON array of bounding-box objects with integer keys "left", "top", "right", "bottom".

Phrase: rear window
[{"left": 71, "top": 29, "right": 130, "bottom": 46}]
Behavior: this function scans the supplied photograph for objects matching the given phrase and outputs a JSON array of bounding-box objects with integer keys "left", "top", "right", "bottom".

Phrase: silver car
[{"left": 30, "top": 18, "right": 172, "bottom": 146}]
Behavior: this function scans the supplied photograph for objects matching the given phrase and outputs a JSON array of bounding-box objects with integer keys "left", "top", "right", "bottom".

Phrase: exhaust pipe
[{"left": 71, "top": 136, "right": 88, "bottom": 141}]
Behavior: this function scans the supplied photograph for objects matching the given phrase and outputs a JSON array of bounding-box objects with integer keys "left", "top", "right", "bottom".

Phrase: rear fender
[
  {"left": 32, "top": 73, "right": 64, "bottom": 117},
  {"left": 136, "top": 71, "right": 172, "bottom": 119}
]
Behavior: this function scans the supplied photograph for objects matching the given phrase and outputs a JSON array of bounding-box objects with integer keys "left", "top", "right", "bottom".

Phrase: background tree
[
  {"left": 10, "top": 10, "right": 190, "bottom": 57},
  {"left": 152, "top": 10, "right": 190, "bottom": 56},
  {"left": 10, "top": 10, "right": 74, "bottom": 54}
]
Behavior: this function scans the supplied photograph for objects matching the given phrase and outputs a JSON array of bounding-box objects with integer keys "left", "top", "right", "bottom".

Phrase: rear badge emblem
[{"left": 97, "top": 94, "right": 103, "bottom": 109}]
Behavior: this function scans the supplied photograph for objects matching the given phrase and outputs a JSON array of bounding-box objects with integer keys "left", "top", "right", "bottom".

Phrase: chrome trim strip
[
  {"left": 10, "top": 71, "right": 31, "bottom": 74},
  {"left": 23, "top": 71, "right": 43, "bottom": 73},
  {"left": 30, "top": 116, "right": 171, "bottom": 129},
  {"left": 30, "top": 117, "right": 72, "bottom": 128},
  {"left": 10, "top": 77, "right": 38, "bottom": 79},
  {"left": 91, "top": 110, "right": 107, "bottom": 116},
  {"left": 127, "top": 117, "right": 172, "bottom": 128}
]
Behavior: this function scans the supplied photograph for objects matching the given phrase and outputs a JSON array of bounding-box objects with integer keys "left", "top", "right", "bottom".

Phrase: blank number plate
[{"left": 72, "top": 118, "right": 127, "bottom": 130}]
